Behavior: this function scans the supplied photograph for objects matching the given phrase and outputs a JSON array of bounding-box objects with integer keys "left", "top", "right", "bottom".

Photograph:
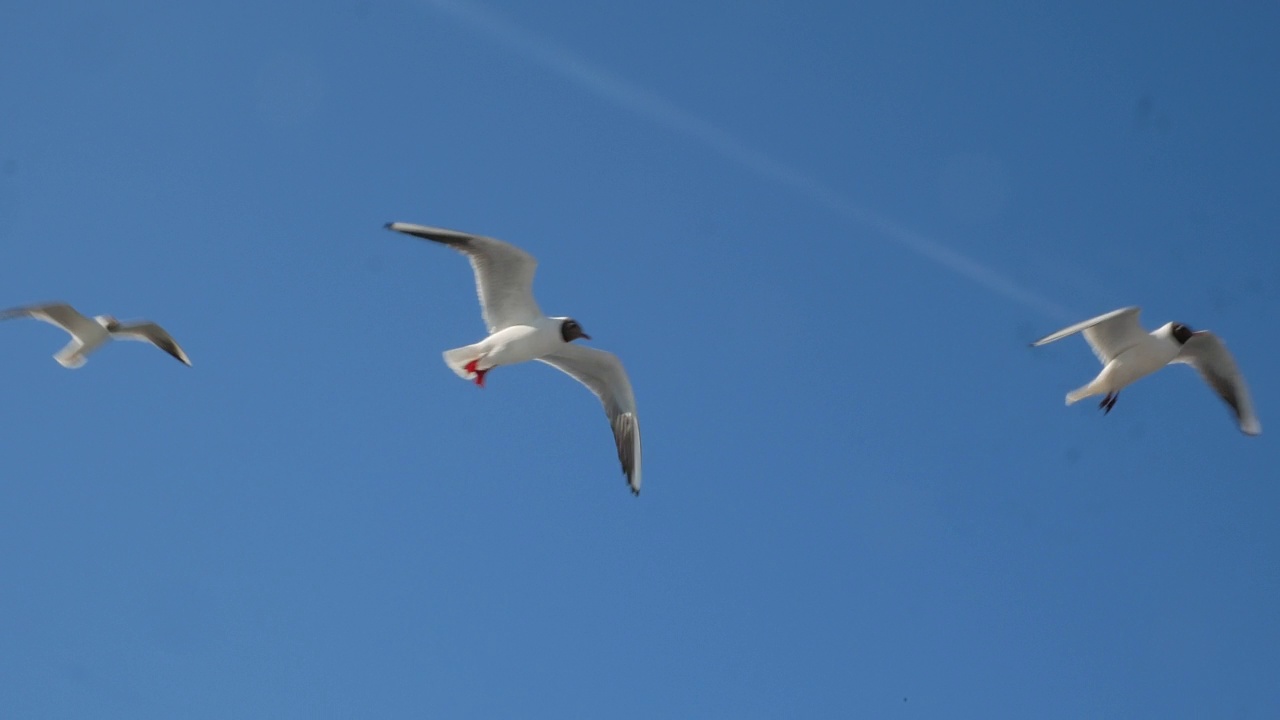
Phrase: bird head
[
  {"left": 1166, "top": 322, "right": 1194, "bottom": 345},
  {"left": 558, "top": 318, "right": 591, "bottom": 343},
  {"left": 94, "top": 315, "right": 121, "bottom": 331}
]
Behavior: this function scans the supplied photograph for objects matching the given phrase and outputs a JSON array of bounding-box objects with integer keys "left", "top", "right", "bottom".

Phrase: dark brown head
[
  {"left": 559, "top": 318, "right": 591, "bottom": 343},
  {"left": 1171, "top": 323, "right": 1194, "bottom": 345}
]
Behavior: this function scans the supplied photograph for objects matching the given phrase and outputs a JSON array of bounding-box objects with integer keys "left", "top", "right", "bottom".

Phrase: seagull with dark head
[
  {"left": 1032, "top": 306, "right": 1259, "bottom": 435},
  {"left": 2, "top": 301, "right": 192, "bottom": 369},
  {"left": 385, "top": 222, "right": 643, "bottom": 494}
]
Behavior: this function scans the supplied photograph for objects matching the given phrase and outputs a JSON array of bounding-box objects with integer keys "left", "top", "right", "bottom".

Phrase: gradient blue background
[{"left": 2, "top": 1, "right": 1278, "bottom": 717}]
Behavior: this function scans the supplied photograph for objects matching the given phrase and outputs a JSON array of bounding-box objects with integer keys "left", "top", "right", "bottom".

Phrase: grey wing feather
[
  {"left": 0, "top": 301, "right": 97, "bottom": 337},
  {"left": 1032, "top": 306, "right": 1147, "bottom": 363},
  {"left": 1173, "top": 331, "right": 1260, "bottom": 435},
  {"left": 538, "top": 344, "right": 643, "bottom": 495},
  {"left": 111, "top": 321, "right": 193, "bottom": 366},
  {"left": 385, "top": 222, "right": 542, "bottom": 332}
]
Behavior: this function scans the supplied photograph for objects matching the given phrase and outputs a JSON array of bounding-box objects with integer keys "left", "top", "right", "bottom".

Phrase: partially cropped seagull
[
  {"left": 385, "top": 222, "right": 643, "bottom": 494},
  {"left": 1031, "top": 306, "right": 1259, "bottom": 435},
  {"left": 1, "top": 301, "right": 192, "bottom": 369}
]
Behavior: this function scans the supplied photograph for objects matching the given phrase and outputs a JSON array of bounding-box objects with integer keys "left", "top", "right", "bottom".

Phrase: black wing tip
[
  {"left": 385, "top": 221, "right": 423, "bottom": 235},
  {"left": 383, "top": 222, "right": 460, "bottom": 245},
  {"left": 623, "top": 463, "right": 639, "bottom": 495},
  {"left": 151, "top": 335, "right": 192, "bottom": 366}
]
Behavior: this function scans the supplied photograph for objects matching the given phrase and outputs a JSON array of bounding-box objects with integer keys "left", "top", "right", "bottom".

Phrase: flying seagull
[
  {"left": 1, "top": 302, "right": 192, "bottom": 369},
  {"left": 385, "top": 222, "right": 643, "bottom": 494},
  {"left": 1031, "top": 306, "right": 1259, "bottom": 435}
]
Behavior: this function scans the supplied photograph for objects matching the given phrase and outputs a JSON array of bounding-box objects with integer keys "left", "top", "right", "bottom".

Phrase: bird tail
[
  {"left": 54, "top": 340, "right": 87, "bottom": 369},
  {"left": 442, "top": 343, "right": 486, "bottom": 381},
  {"left": 1065, "top": 382, "right": 1099, "bottom": 406}
]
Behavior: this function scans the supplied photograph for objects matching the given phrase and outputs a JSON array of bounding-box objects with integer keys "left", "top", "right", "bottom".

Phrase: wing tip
[
  {"left": 385, "top": 221, "right": 433, "bottom": 236},
  {"left": 622, "top": 412, "right": 640, "bottom": 496},
  {"left": 624, "top": 463, "right": 641, "bottom": 496},
  {"left": 1030, "top": 331, "right": 1065, "bottom": 347},
  {"left": 384, "top": 222, "right": 470, "bottom": 246},
  {"left": 1, "top": 301, "right": 65, "bottom": 319}
]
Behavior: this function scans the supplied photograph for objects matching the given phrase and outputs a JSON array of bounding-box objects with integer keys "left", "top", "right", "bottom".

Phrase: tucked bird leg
[
  {"left": 1098, "top": 392, "right": 1119, "bottom": 414},
  {"left": 464, "top": 359, "right": 489, "bottom": 388}
]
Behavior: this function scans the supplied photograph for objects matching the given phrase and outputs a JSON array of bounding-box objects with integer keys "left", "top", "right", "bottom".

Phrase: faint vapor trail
[{"left": 419, "top": 0, "right": 1074, "bottom": 321}]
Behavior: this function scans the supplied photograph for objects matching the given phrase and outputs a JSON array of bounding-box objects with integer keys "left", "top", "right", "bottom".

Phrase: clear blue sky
[{"left": 2, "top": 1, "right": 1278, "bottom": 717}]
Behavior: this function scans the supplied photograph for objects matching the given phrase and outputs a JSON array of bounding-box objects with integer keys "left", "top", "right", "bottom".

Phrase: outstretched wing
[
  {"left": 385, "top": 222, "right": 542, "bottom": 333},
  {"left": 0, "top": 301, "right": 97, "bottom": 339},
  {"left": 1172, "top": 331, "right": 1260, "bottom": 435},
  {"left": 1032, "top": 306, "right": 1147, "bottom": 364},
  {"left": 110, "top": 321, "right": 193, "bottom": 366},
  {"left": 538, "top": 343, "right": 643, "bottom": 495}
]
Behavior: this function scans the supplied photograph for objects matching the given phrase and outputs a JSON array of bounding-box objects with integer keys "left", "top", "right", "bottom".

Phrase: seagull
[
  {"left": 1031, "top": 306, "right": 1259, "bottom": 435},
  {"left": 1, "top": 301, "right": 192, "bottom": 369},
  {"left": 385, "top": 222, "right": 643, "bottom": 494}
]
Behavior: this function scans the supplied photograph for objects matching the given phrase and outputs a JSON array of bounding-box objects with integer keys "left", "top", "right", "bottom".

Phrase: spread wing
[
  {"left": 0, "top": 301, "right": 97, "bottom": 339},
  {"left": 385, "top": 222, "right": 542, "bottom": 333},
  {"left": 538, "top": 343, "right": 642, "bottom": 495},
  {"left": 1172, "top": 331, "right": 1260, "bottom": 435},
  {"left": 1032, "top": 306, "right": 1148, "bottom": 363},
  {"left": 110, "top": 321, "right": 193, "bottom": 366}
]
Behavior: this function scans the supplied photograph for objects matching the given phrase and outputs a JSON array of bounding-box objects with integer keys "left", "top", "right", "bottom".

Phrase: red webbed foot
[{"left": 464, "top": 359, "right": 488, "bottom": 388}]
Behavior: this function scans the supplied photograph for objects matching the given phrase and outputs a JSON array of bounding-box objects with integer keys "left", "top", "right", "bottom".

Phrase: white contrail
[{"left": 418, "top": 0, "right": 1074, "bottom": 321}]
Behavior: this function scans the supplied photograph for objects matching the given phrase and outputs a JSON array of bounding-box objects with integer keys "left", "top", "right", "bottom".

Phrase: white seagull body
[
  {"left": 1, "top": 302, "right": 192, "bottom": 368},
  {"left": 1032, "top": 306, "right": 1260, "bottom": 435},
  {"left": 385, "top": 222, "right": 643, "bottom": 494}
]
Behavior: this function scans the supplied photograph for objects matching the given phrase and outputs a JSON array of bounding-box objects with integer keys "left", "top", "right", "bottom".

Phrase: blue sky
[{"left": 2, "top": 1, "right": 1278, "bottom": 716}]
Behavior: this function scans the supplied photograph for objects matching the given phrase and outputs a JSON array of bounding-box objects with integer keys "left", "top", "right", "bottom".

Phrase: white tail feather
[
  {"left": 1065, "top": 383, "right": 1099, "bottom": 406},
  {"left": 54, "top": 341, "right": 87, "bottom": 369},
  {"left": 442, "top": 344, "right": 485, "bottom": 380}
]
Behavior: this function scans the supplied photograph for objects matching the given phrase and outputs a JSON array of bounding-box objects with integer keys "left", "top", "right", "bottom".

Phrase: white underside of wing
[
  {"left": 385, "top": 222, "right": 543, "bottom": 332},
  {"left": 1033, "top": 306, "right": 1147, "bottom": 363},
  {"left": 538, "top": 343, "right": 642, "bottom": 494},
  {"left": 1, "top": 302, "right": 98, "bottom": 340},
  {"left": 1174, "top": 332, "right": 1261, "bottom": 435},
  {"left": 109, "top": 321, "right": 193, "bottom": 366}
]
